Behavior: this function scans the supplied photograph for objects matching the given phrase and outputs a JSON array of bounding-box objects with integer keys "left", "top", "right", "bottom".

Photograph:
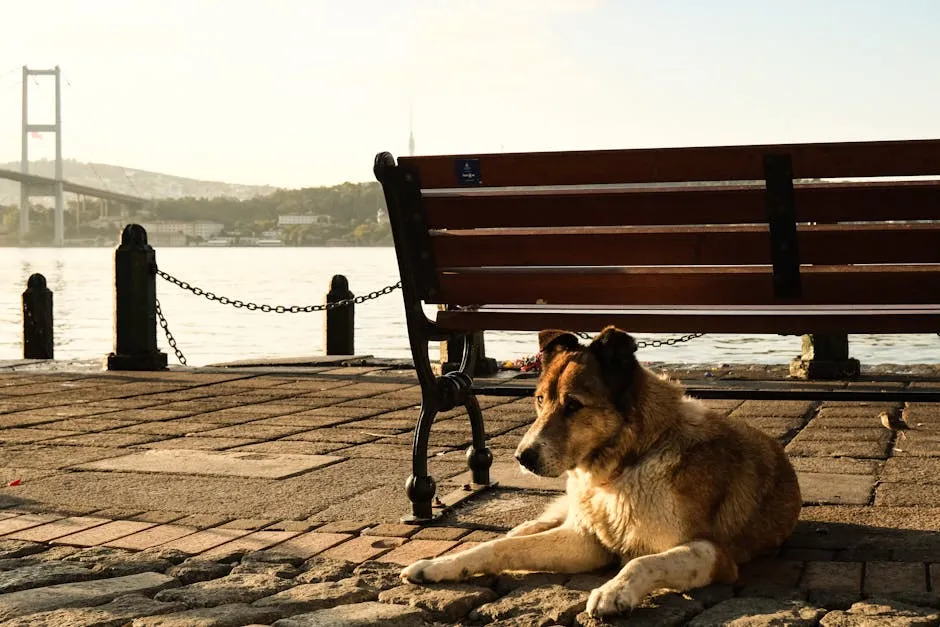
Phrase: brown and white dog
[{"left": 402, "top": 326, "right": 801, "bottom": 617}]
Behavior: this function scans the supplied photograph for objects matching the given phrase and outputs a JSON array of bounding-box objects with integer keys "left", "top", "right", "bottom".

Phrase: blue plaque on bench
[{"left": 455, "top": 159, "right": 482, "bottom": 186}]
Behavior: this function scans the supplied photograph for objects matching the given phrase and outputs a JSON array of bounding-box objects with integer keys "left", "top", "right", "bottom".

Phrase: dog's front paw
[
  {"left": 586, "top": 579, "right": 645, "bottom": 617},
  {"left": 401, "top": 558, "right": 461, "bottom": 584}
]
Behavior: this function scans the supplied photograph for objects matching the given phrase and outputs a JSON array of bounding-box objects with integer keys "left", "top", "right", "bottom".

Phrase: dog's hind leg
[
  {"left": 402, "top": 526, "right": 614, "bottom": 583},
  {"left": 586, "top": 539, "right": 737, "bottom": 617}
]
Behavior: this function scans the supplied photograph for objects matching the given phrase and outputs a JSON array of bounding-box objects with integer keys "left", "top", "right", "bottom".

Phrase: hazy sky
[{"left": 2, "top": 0, "right": 939, "bottom": 189}]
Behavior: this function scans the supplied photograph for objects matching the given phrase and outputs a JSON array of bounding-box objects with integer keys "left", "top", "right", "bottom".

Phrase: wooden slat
[
  {"left": 402, "top": 138, "right": 940, "bottom": 188},
  {"left": 436, "top": 307, "right": 940, "bottom": 335},
  {"left": 431, "top": 223, "right": 940, "bottom": 267},
  {"left": 432, "top": 265, "right": 940, "bottom": 307},
  {"left": 424, "top": 180, "right": 940, "bottom": 229}
]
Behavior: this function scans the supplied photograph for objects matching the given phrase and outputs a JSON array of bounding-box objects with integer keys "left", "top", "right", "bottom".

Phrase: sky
[{"left": 2, "top": 0, "right": 939, "bottom": 189}]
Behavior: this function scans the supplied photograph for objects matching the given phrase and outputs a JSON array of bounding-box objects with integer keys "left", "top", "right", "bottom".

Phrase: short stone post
[
  {"left": 22, "top": 273, "right": 53, "bottom": 359},
  {"left": 325, "top": 274, "right": 355, "bottom": 355},
  {"left": 106, "top": 224, "right": 168, "bottom": 371},
  {"left": 789, "top": 333, "right": 860, "bottom": 379},
  {"left": 440, "top": 331, "right": 499, "bottom": 376}
]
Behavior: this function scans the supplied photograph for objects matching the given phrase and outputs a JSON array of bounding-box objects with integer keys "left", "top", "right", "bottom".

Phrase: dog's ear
[
  {"left": 538, "top": 329, "right": 581, "bottom": 354},
  {"left": 588, "top": 326, "right": 639, "bottom": 414}
]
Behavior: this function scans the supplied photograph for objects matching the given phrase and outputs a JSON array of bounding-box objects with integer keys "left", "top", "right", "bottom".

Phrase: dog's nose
[{"left": 515, "top": 447, "right": 540, "bottom": 473}]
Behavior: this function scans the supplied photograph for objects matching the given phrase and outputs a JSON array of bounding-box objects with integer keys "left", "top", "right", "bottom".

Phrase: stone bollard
[
  {"left": 440, "top": 331, "right": 499, "bottom": 376},
  {"left": 325, "top": 274, "right": 355, "bottom": 355},
  {"left": 789, "top": 333, "right": 860, "bottom": 379},
  {"left": 106, "top": 224, "right": 168, "bottom": 371},
  {"left": 22, "top": 273, "right": 53, "bottom": 359}
]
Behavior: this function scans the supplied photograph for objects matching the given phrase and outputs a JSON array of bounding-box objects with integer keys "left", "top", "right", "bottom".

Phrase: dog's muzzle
[{"left": 515, "top": 446, "right": 541, "bottom": 474}]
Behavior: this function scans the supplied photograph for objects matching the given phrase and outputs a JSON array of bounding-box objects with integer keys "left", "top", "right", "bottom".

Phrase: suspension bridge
[{"left": 4, "top": 66, "right": 147, "bottom": 245}]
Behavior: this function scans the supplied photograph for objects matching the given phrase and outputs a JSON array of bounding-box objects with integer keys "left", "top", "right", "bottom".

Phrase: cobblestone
[
  {"left": 380, "top": 582, "right": 497, "bottom": 622},
  {"left": 272, "top": 601, "right": 427, "bottom": 627},
  {"left": 472, "top": 584, "right": 588, "bottom": 625},
  {"left": 252, "top": 578, "right": 377, "bottom": 615},
  {"left": 0, "top": 594, "right": 185, "bottom": 627},
  {"left": 819, "top": 599, "right": 940, "bottom": 626},
  {"left": 688, "top": 597, "right": 826, "bottom": 626},
  {"left": 153, "top": 573, "right": 292, "bottom": 608}
]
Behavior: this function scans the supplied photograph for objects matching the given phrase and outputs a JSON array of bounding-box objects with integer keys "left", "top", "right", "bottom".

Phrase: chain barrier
[
  {"left": 576, "top": 331, "right": 706, "bottom": 348},
  {"left": 156, "top": 269, "right": 401, "bottom": 313},
  {"left": 153, "top": 267, "right": 402, "bottom": 365},
  {"left": 155, "top": 298, "right": 187, "bottom": 366}
]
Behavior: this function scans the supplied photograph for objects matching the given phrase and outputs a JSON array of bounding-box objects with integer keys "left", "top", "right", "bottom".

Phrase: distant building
[
  {"left": 278, "top": 214, "right": 331, "bottom": 226},
  {"left": 138, "top": 220, "right": 223, "bottom": 240},
  {"left": 376, "top": 207, "right": 388, "bottom": 224}
]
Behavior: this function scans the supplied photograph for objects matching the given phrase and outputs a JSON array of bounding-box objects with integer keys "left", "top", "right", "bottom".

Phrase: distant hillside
[{"left": 0, "top": 159, "right": 280, "bottom": 205}]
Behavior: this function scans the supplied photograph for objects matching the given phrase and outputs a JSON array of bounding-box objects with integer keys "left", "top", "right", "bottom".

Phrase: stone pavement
[{"left": 1, "top": 359, "right": 940, "bottom": 625}]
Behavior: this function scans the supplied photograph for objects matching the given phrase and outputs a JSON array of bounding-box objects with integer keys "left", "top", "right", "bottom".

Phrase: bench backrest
[{"left": 374, "top": 139, "right": 940, "bottom": 310}]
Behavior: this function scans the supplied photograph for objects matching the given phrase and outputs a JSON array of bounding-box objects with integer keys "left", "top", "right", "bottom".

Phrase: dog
[{"left": 401, "top": 326, "right": 801, "bottom": 617}]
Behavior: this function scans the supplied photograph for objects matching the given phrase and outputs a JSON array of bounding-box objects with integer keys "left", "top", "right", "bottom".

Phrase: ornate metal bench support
[{"left": 375, "top": 152, "right": 495, "bottom": 523}]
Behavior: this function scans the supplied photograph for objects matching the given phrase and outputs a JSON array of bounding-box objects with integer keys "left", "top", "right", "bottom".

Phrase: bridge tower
[{"left": 21, "top": 66, "right": 65, "bottom": 246}]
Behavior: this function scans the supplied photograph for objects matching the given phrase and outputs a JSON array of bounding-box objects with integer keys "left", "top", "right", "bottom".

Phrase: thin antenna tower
[
  {"left": 21, "top": 66, "right": 64, "bottom": 245},
  {"left": 408, "top": 103, "right": 415, "bottom": 157}
]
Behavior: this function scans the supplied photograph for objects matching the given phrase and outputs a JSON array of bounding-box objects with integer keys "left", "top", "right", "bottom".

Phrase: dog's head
[{"left": 514, "top": 325, "right": 641, "bottom": 477}]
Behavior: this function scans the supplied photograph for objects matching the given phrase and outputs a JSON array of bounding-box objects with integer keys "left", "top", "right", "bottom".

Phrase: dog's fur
[{"left": 402, "top": 326, "right": 801, "bottom": 616}]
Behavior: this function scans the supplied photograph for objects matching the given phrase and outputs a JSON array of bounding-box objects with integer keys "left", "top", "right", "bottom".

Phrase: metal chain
[
  {"left": 576, "top": 331, "right": 706, "bottom": 348},
  {"left": 155, "top": 269, "right": 401, "bottom": 313},
  {"left": 155, "top": 298, "right": 187, "bottom": 366}
]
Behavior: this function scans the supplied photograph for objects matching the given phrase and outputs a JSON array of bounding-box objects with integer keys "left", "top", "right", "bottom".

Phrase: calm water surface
[{"left": 2, "top": 247, "right": 939, "bottom": 367}]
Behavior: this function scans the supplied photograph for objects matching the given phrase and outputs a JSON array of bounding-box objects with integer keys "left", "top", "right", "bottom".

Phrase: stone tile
[
  {"left": 875, "top": 482, "right": 940, "bottom": 507},
  {"left": 894, "top": 431, "right": 940, "bottom": 456},
  {"left": 252, "top": 532, "right": 353, "bottom": 562},
  {"left": 272, "top": 601, "right": 426, "bottom": 627},
  {"left": 789, "top": 457, "right": 882, "bottom": 475},
  {"left": 0, "top": 513, "right": 63, "bottom": 536},
  {"left": 53, "top": 520, "right": 157, "bottom": 547},
  {"left": 5, "top": 516, "right": 110, "bottom": 542},
  {"left": 881, "top": 457, "right": 940, "bottom": 483},
  {"left": 0, "top": 445, "right": 126, "bottom": 469},
  {"left": 797, "top": 472, "right": 875, "bottom": 505},
  {"left": 376, "top": 539, "right": 459, "bottom": 565},
  {"left": 130, "top": 511, "right": 187, "bottom": 524},
  {"left": 231, "top": 440, "right": 349, "bottom": 455},
  {"left": 411, "top": 526, "right": 470, "bottom": 541},
  {"left": 819, "top": 599, "right": 940, "bottom": 626},
  {"left": 0, "top": 428, "right": 81, "bottom": 444},
  {"left": 114, "top": 421, "right": 219, "bottom": 436},
  {"left": 284, "top": 429, "right": 381, "bottom": 444},
  {"left": 336, "top": 443, "right": 446, "bottom": 460},
  {"left": 462, "top": 530, "right": 503, "bottom": 542},
  {"left": 166, "top": 560, "right": 233, "bottom": 585},
  {"left": 0, "top": 572, "right": 177, "bottom": 621},
  {"left": 198, "top": 530, "right": 300, "bottom": 562},
  {"left": 264, "top": 520, "right": 317, "bottom": 533},
  {"left": 154, "top": 573, "right": 292, "bottom": 608},
  {"left": 195, "top": 424, "right": 310, "bottom": 440},
  {"left": 687, "top": 597, "right": 825, "bottom": 627},
  {"left": 313, "top": 521, "right": 373, "bottom": 534},
  {"left": 131, "top": 602, "right": 282, "bottom": 626},
  {"left": 473, "top": 584, "right": 588, "bottom": 625},
  {"left": 0, "top": 561, "right": 95, "bottom": 594},
  {"left": 105, "top": 524, "right": 200, "bottom": 550},
  {"left": 736, "top": 557, "right": 804, "bottom": 598},
  {"left": 451, "top": 461, "right": 566, "bottom": 492},
  {"left": 730, "top": 401, "right": 816, "bottom": 419},
  {"left": 863, "top": 561, "right": 933, "bottom": 605},
  {"left": 321, "top": 536, "right": 405, "bottom": 563},
  {"left": 785, "top": 439, "right": 889, "bottom": 459},
  {"left": 800, "top": 561, "right": 862, "bottom": 608},
  {"left": 40, "top": 417, "right": 140, "bottom": 431},
  {"left": 362, "top": 523, "right": 420, "bottom": 538},
  {"left": 49, "top": 432, "right": 166, "bottom": 447},
  {"left": 137, "top": 436, "right": 260, "bottom": 450},
  {"left": 0, "top": 593, "right": 185, "bottom": 627},
  {"left": 252, "top": 579, "right": 377, "bottom": 615},
  {"left": 172, "top": 514, "right": 232, "bottom": 529},
  {"left": 74, "top": 448, "right": 342, "bottom": 479},
  {"left": 380, "top": 582, "right": 497, "bottom": 622},
  {"left": 156, "top": 528, "right": 251, "bottom": 555},
  {"left": 219, "top": 519, "right": 276, "bottom": 531}
]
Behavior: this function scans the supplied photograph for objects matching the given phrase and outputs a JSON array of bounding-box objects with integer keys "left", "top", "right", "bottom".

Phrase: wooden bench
[{"left": 373, "top": 139, "right": 940, "bottom": 521}]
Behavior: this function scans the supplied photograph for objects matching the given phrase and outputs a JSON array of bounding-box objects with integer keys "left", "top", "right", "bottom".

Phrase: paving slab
[
  {"left": 0, "top": 571, "right": 177, "bottom": 621},
  {"left": 72, "top": 449, "right": 343, "bottom": 479},
  {"left": 797, "top": 472, "right": 876, "bottom": 505}
]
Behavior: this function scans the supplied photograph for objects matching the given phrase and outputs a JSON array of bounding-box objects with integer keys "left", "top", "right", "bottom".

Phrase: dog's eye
[
  {"left": 563, "top": 398, "right": 583, "bottom": 416},
  {"left": 535, "top": 395, "right": 544, "bottom": 408}
]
